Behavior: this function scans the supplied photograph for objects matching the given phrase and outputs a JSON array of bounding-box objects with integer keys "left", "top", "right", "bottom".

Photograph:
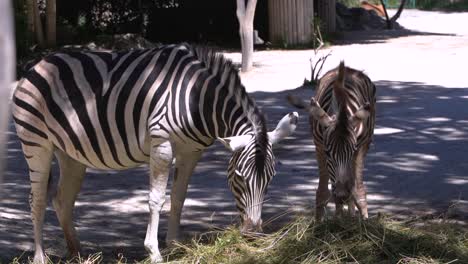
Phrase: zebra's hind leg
[
  {"left": 145, "top": 140, "right": 173, "bottom": 263},
  {"left": 52, "top": 149, "right": 86, "bottom": 258},
  {"left": 166, "top": 150, "right": 203, "bottom": 244},
  {"left": 21, "top": 143, "right": 54, "bottom": 264}
]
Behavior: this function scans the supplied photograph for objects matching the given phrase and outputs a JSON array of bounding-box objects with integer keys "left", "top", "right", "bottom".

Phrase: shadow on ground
[
  {"left": 333, "top": 29, "right": 456, "bottom": 45},
  {"left": 1, "top": 81, "right": 467, "bottom": 262}
]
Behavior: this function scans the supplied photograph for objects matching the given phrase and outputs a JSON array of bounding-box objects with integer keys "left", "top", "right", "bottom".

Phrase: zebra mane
[
  {"left": 190, "top": 44, "right": 268, "bottom": 174},
  {"left": 333, "top": 61, "right": 352, "bottom": 136}
]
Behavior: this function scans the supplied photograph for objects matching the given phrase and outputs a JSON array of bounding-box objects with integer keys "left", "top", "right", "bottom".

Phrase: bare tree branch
[
  {"left": 390, "top": 0, "right": 408, "bottom": 23},
  {"left": 380, "top": 0, "right": 407, "bottom": 29},
  {"left": 305, "top": 50, "right": 332, "bottom": 87},
  {"left": 380, "top": 0, "right": 392, "bottom": 29}
]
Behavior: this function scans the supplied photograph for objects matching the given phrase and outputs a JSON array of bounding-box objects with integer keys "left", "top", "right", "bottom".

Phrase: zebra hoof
[
  {"left": 149, "top": 253, "right": 163, "bottom": 263},
  {"left": 33, "top": 252, "right": 47, "bottom": 264},
  {"left": 165, "top": 236, "right": 181, "bottom": 248}
]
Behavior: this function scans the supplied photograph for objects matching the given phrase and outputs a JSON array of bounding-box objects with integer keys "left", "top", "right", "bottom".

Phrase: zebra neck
[{"left": 197, "top": 71, "right": 263, "bottom": 139}]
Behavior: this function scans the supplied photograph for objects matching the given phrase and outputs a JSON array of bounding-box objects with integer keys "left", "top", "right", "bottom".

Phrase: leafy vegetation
[
  {"left": 416, "top": 0, "right": 468, "bottom": 11},
  {"left": 337, "top": 0, "right": 381, "bottom": 8},
  {"left": 338, "top": 0, "right": 468, "bottom": 11}
]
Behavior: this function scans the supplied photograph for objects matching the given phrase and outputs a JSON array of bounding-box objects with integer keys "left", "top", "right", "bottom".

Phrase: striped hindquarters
[
  {"left": 12, "top": 46, "right": 192, "bottom": 170},
  {"left": 313, "top": 64, "right": 376, "bottom": 148}
]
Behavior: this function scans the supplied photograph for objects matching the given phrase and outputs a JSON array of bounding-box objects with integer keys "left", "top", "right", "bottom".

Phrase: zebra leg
[
  {"left": 315, "top": 148, "right": 330, "bottom": 221},
  {"left": 145, "top": 140, "right": 173, "bottom": 263},
  {"left": 166, "top": 150, "right": 203, "bottom": 244},
  {"left": 52, "top": 149, "right": 86, "bottom": 258},
  {"left": 347, "top": 199, "right": 356, "bottom": 217},
  {"left": 354, "top": 142, "right": 370, "bottom": 219},
  {"left": 22, "top": 143, "right": 54, "bottom": 264}
]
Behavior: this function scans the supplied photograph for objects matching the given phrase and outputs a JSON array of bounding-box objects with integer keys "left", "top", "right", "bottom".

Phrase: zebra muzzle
[
  {"left": 333, "top": 181, "right": 353, "bottom": 203},
  {"left": 240, "top": 217, "right": 263, "bottom": 234}
]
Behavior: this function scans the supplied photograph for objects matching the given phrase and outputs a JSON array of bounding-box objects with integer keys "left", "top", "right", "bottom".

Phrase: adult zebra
[
  {"left": 12, "top": 44, "right": 298, "bottom": 263},
  {"left": 288, "top": 61, "right": 376, "bottom": 221}
]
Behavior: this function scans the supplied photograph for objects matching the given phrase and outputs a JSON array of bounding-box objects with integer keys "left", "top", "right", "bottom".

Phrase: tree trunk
[
  {"left": 236, "top": 0, "right": 257, "bottom": 72},
  {"left": 46, "top": 0, "right": 56, "bottom": 48},
  {"left": 316, "top": 0, "right": 336, "bottom": 34},
  {"left": 33, "top": 0, "right": 45, "bottom": 48},
  {"left": 26, "top": 0, "right": 35, "bottom": 34},
  {"left": 0, "top": 0, "right": 15, "bottom": 187},
  {"left": 138, "top": 0, "right": 146, "bottom": 36}
]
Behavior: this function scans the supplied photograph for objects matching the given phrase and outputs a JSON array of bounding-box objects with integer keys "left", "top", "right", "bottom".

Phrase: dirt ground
[{"left": 1, "top": 10, "right": 467, "bottom": 263}]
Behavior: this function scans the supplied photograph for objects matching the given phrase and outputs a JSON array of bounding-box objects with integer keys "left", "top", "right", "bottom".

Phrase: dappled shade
[{"left": 1, "top": 80, "right": 467, "bottom": 262}]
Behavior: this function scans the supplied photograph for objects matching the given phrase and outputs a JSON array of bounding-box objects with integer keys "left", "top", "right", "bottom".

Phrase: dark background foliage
[{"left": 54, "top": 0, "right": 269, "bottom": 46}]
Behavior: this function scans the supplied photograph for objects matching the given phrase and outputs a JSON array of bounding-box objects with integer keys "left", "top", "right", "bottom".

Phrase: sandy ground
[{"left": 1, "top": 10, "right": 467, "bottom": 262}]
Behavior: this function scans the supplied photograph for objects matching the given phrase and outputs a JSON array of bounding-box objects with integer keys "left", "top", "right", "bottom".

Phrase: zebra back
[
  {"left": 313, "top": 62, "right": 376, "bottom": 148},
  {"left": 12, "top": 44, "right": 269, "bottom": 170}
]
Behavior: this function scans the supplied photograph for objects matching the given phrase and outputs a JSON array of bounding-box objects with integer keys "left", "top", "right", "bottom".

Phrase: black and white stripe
[
  {"left": 288, "top": 61, "right": 375, "bottom": 220},
  {"left": 314, "top": 62, "right": 376, "bottom": 219},
  {"left": 13, "top": 43, "right": 298, "bottom": 262},
  {"left": 14, "top": 45, "right": 271, "bottom": 167}
]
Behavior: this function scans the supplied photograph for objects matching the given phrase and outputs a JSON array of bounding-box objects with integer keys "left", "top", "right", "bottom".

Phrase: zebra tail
[{"left": 287, "top": 94, "right": 310, "bottom": 110}]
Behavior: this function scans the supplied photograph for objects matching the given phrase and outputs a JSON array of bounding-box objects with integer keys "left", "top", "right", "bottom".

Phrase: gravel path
[{"left": 1, "top": 10, "right": 467, "bottom": 262}]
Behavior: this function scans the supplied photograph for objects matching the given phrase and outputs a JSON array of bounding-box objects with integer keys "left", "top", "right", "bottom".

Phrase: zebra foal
[
  {"left": 12, "top": 44, "right": 298, "bottom": 263},
  {"left": 288, "top": 61, "right": 376, "bottom": 220}
]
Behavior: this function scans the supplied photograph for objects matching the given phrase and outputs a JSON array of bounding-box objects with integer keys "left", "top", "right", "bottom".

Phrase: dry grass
[
  {"left": 9, "top": 214, "right": 468, "bottom": 264},
  {"left": 165, "top": 214, "right": 467, "bottom": 264}
]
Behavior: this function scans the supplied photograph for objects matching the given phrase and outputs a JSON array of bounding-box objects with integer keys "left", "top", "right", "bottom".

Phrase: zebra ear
[
  {"left": 350, "top": 103, "right": 371, "bottom": 127},
  {"left": 217, "top": 135, "right": 253, "bottom": 152},
  {"left": 268, "top": 112, "right": 299, "bottom": 145},
  {"left": 310, "top": 98, "right": 335, "bottom": 128}
]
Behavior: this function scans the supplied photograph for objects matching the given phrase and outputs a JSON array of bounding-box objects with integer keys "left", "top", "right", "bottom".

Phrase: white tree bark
[
  {"left": 236, "top": 0, "right": 257, "bottom": 72},
  {"left": 46, "top": 0, "right": 57, "bottom": 47},
  {"left": 0, "top": 0, "right": 15, "bottom": 189}
]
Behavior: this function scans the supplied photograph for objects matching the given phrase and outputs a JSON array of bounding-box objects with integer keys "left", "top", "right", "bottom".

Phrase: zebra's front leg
[
  {"left": 145, "top": 140, "right": 173, "bottom": 263},
  {"left": 354, "top": 142, "right": 370, "bottom": 219},
  {"left": 354, "top": 185, "right": 369, "bottom": 219},
  {"left": 347, "top": 199, "right": 356, "bottom": 217},
  {"left": 166, "top": 150, "right": 203, "bottom": 245},
  {"left": 315, "top": 149, "right": 330, "bottom": 221},
  {"left": 52, "top": 149, "right": 86, "bottom": 258}
]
